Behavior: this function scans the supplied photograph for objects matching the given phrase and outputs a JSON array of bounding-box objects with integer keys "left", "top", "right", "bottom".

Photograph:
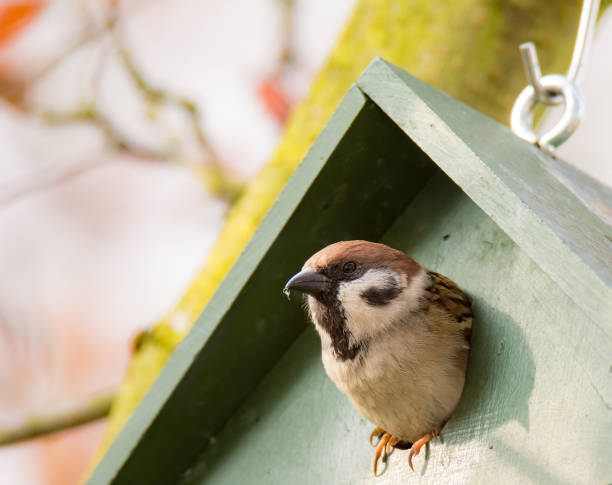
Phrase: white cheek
[{"left": 338, "top": 267, "right": 428, "bottom": 343}]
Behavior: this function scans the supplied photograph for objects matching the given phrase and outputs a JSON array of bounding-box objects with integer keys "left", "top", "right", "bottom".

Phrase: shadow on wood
[{"left": 451, "top": 300, "right": 535, "bottom": 437}]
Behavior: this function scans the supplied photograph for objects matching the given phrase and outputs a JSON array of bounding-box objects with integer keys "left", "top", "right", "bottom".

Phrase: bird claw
[
  {"left": 371, "top": 427, "right": 440, "bottom": 474},
  {"left": 373, "top": 432, "right": 391, "bottom": 476},
  {"left": 407, "top": 443, "right": 422, "bottom": 472},
  {"left": 369, "top": 427, "right": 385, "bottom": 446},
  {"left": 385, "top": 436, "right": 401, "bottom": 457},
  {"left": 371, "top": 430, "right": 407, "bottom": 476},
  {"left": 407, "top": 429, "right": 439, "bottom": 472}
]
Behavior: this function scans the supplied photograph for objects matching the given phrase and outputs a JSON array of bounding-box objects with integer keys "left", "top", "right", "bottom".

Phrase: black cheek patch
[{"left": 360, "top": 284, "right": 403, "bottom": 306}]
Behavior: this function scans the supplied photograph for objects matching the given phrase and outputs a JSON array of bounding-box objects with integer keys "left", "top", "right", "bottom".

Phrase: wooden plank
[
  {"left": 356, "top": 57, "right": 612, "bottom": 331},
  {"left": 87, "top": 87, "right": 436, "bottom": 485},
  {"left": 181, "top": 173, "right": 611, "bottom": 485}
]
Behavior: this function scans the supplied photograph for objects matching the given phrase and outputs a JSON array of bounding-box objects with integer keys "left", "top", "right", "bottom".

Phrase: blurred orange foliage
[
  {"left": 257, "top": 74, "right": 291, "bottom": 124},
  {"left": 0, "top": 2, "right": 43, "bottom": 49}
]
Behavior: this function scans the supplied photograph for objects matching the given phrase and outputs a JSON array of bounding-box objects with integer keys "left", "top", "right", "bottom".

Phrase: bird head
[{"left": 284, "top": 240, "right": 427, "bottom": 360}]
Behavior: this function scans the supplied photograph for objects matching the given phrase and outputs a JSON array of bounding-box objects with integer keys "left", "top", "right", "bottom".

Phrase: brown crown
[{"left": 304, "top": 240, "right": 421, "bottom": 277}]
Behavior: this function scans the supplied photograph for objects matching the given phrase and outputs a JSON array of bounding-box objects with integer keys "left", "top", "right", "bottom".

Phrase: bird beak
[{"left": 284, "top": 269, "right": 330, "bottom": 297}]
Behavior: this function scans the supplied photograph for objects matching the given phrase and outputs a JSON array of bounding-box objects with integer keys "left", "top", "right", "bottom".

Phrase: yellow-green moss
[{"left": 93, "top": 0, "right": 591, "bottom": 468}]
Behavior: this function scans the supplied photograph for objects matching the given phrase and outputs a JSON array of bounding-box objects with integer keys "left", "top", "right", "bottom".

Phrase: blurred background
[{"left": 0, "top": 1, "right": 610, "bottom": 484}]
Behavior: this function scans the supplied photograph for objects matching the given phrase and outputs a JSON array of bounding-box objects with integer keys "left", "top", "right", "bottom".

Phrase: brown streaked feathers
[{"left": 427, "top": 270, "right": 473, "bottom": 345}]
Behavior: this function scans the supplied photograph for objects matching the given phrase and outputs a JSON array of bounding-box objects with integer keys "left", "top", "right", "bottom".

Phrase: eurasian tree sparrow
[{"left": 284, "top": 240, "right": 472, "bottom": 474}]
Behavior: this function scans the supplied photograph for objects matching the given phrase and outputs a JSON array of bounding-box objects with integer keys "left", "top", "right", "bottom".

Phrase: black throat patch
[{"left": 308, "top": 293, "right": 364, "bottom": 362}]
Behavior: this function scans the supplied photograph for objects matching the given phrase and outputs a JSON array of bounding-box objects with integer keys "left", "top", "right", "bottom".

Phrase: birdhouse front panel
[
  {"left": 179, "top": 171, "right": 608, "bottom": 485},
  {"left": 88, "top": 59, "right": 611, "bottom": 485}
]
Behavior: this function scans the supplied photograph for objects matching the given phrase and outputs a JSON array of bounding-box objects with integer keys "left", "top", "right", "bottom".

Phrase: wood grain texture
[{"left": 181, "top": 174, "right": 611, "bottom": 485}]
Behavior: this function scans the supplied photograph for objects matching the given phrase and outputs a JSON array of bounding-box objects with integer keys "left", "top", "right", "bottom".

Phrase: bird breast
[{"left": 319, "top": 309, "right": 468, "bottom": 442}]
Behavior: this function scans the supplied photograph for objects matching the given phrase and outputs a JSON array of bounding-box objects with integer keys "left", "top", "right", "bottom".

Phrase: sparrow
[{"left": 284, "top": 240, "right": 472, "bottom": 475}]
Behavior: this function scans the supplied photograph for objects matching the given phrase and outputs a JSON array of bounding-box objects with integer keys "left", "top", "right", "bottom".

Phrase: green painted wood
[
  {"left": 89, "top": 59, "right": 611, "bottom": 484},
  {"left": 87, "top": 87, "right": 435, "bottom": 485},
  {"left": 180, "top": 173, "right": 611, "bottom": 485}
]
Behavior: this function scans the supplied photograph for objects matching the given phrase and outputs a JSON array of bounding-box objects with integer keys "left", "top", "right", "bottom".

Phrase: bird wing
[{"left": 426, "top": 271, "right": 473, "bottom": 345}]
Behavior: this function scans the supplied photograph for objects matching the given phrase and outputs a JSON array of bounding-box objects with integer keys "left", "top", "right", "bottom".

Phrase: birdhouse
[{"left": 88, "top": 58, "right": 611, "bottom": 485}]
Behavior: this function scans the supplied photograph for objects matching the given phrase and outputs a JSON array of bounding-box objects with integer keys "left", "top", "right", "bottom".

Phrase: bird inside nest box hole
[{"left": 284, "top": 240, "right": 472, "bottom": 476}]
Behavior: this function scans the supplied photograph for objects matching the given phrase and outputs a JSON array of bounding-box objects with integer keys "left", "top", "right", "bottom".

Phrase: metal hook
[
  {"left": 567, "top": 0, "right": 600, "bottom": 83},
  {"left": 518, "top": 43, "right": 564, "bottom": 106},
  {"left": 511, "top": 74, "right": 584, "bottom": 156},
  {"left": 511, "top": 0, "right": 599, "bottom": 154}
]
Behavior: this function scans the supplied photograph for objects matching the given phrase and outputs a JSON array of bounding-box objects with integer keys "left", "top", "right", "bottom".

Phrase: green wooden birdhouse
[{"left": 87, "top": 58, "right": 612, "bottom": 485}]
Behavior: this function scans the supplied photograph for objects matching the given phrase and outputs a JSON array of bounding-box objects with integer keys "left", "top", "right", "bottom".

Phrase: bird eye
[{"left": 342, "top": 261, "right": 357, "bottom": 274}]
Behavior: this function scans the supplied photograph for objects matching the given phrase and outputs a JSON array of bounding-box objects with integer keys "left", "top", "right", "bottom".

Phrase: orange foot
[
  {"left": 407, "top": 427, "right": 441, "bottom": 471},
  {"left": 369, "top": 428, "right": 412, "bottom": 476}
]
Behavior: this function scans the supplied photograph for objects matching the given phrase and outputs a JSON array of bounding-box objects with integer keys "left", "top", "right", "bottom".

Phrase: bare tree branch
[
  {"left": 112, "top": 31, "right": 243, "bottom": 203},
  {"left": 0, "top": 9, "right": 244, "bottom": 204},
  {"left": 40, "top": 105, "right": 174, "bottom": 160},
  {"left": 0, "top": 391, "right": 114, "bottom": 446},
  {"left": 0, "top": 156, "right": 104, "bottom": 208},
  {"left": 0, "top": 15, "right": 117, "bottom": 106}
]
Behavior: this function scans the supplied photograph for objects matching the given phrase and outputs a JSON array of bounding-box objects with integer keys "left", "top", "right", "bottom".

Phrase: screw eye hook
[{"left": 511, "top": 0, "right": 599, "bottom": 154}]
